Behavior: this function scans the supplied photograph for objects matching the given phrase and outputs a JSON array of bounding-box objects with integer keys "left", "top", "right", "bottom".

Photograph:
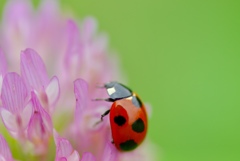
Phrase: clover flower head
[{"left": 0, "top": 0, "right": 156, "bottom": 160}]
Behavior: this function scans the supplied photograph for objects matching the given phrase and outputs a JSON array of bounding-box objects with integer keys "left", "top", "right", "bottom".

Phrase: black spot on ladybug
[
  {"left": 132, "top": 118, "right": 145, "bottom": 133},
  {"left": 131, "top": 95, "right": 142, "bottom": 108},
  {"left": 119, "top": 139, "right": 138, "bottom": 151},
  {"left": 114, "top": 115, "right": 126, "bottom": 126}
]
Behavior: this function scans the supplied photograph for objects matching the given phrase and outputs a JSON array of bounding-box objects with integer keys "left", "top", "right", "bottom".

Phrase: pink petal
[
  {"left": 0, "top": 109, "right": 17, "bottom": 132},
  {"left": 28, "top": 92, "right": 52, "bottom": 143},
  {"left": 34, "top": 0, "right": 65, "bottom": 60},
  {"left": 58, "top": 158, "right": 67, "bottom": 161},
  {"left": 45, "top": 76, "right": 60, "bottom": 107},
  {"left": 91, "top": 34, "right": 108, "bottom": 56},
  {"left": 0, "top": 49, "right": 6, "bottom": 96},
  {"left": 81, "top": 17, "right": 97, "bottom": 42},
  {"left": 57, "top": 138, "right": 74, "bottom": 157},
  {"left": 20, "top": 48, "right": 49, "bottom": 91},
  {"left": 28, "top": 112, "right": 51, "bottom": 143},
  {"left": 67, "top": 151, "right": 81, "bottom": 161},
  {"left": 1, "top": 72, "right": 28, "bottom": 114},
  {"left": 1, "top": 109, "right": 21, "bottom": 137},
  {"left": 54, "top": 130, "right": 80, "bottom": 161},
  {"left": 38, "top": 0, "right": 59, "bottom": 15},
  {"left": 102, "top": 143, "right": 117, "bottom": 161},
  {"left": 19, "top": 101, "right": 33, "bottom": 129},
  {"left": 81, "top": 152, "right": 96, "bottom": 161},
  {"left": 0, "top": 49, "right": 7, "bottom": 75},
  {"left": 74, "top": 79, "right": 89, "bottom": 120},
  {"left": 2, "top": 0, "right": 33, "bottom": 65},
  {"left": 0, "top": 75, "right": 3, "bottom": 97},
  {"left": 65, "top": 20, "right": 82, "bottom": 68},
  {"left": 31, "top": 91, "right": 52, "bottom": 124},
  {"left": 0, "top": 134, "right": 13, "bottom": 161},
  {"left": 0, "top": 101, "right": 32, "bottom": 134},
  {"left": 3, "top": 0, "right": 32, "bottom": 31}
]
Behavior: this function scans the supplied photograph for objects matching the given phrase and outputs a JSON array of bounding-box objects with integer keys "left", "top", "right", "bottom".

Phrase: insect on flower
[
  {"left": 0, "top": 0, "right": 156, "bottom": 160},
  {"left": 94, "top": 82, "right": 148, "bottom": 151}
]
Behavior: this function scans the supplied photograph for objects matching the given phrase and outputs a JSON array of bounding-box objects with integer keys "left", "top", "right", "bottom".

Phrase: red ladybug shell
[{"left": 109, "top": 93, "right": 147, "bottom": 151}]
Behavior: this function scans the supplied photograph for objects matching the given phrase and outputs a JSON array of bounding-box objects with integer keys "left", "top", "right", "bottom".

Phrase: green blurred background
[
  {"left": 1, "top": 0, "right": 240, "bottom": 160},
  {"left": 59, "top": 0, "right": 240, "bottom": 161}
]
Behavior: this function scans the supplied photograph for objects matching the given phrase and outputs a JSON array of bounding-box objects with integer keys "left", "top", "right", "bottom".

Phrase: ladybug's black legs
[
  {"left": 92, "top": 98, "right": 115, "bottom": 102},
  {"left": 101, "top": 109, "right": 110, "bottom": 121},
  {"left": 94, "top": 109, "right": 110, "bottom": 126},
  {"left": 92, "top": 96, "right": 114, "bottom": 126},
  {"left": 92, "top": 83, "right": 115, "bottom": 126}
]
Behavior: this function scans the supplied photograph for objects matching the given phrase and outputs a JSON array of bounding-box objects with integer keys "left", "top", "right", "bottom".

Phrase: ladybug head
[{"left": 104, "top": 82, "right": 132, "bottom": 100}]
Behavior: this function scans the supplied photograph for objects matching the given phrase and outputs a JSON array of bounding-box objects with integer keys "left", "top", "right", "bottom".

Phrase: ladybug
[{"left": 96, "top": 82, "right": 148, "bottom": 151}]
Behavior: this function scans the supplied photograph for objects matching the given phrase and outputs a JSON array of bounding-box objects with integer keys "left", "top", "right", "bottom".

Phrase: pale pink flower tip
[
  {"left": 54, "top": 129, "right": 79, "bottom": 161},
  {"left": 20, "top": 48, "right": 49, "bottom": 91},
  {"left": 21, "top": 48, "right": 60, "bottom": 112},
  {"left": 102, "top": 142, "right": 118, "bottom": 161},
  {"left": 1, "top": 72, "right": 28, "bottom": 114},
  {"left": 81, "top": 152, "right": 96, "bottom": 161},
  {"left": 0, "top": 72, "right": 32, "bottom": 139},
  {"left": 0, "top": 134, "right": 13, "bottom": 161},
  {"left": 0, "top": 49, "right": 7, "bottom": 76},
  {"left": 74, "top": 78, "right": 88, "bottom": 120},
  {"left": 54, "top": 129, "right": 98, "bottom": 161},
  {"left": 27, "top": 92, "right": 53, "bottom": 154},
  {"left": 0, "top": 49, "right": 7, "bottom": 100}
]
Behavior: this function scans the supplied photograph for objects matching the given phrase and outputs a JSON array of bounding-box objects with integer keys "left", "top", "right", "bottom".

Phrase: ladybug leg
[
  {"left": 95, "top": 84, "right": 105, "bottom": 88},
  {"left": 111, "top": 140, "right": 114, "bottom": 144},
  {"left": 94, "top": 109, "right": 110, "bottom": 126},
  {"left": 92, "top": 98, "right": 115, "bottom": 102},
  {"left": 95, "top": 82, "right": 112, "bottom": 88},
  {"left": 100, "top": 109, "right": 110, "bottom": 121}
]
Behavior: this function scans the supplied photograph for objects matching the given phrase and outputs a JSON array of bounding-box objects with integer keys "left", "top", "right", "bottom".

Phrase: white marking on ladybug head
[{"left": 107, "top": 87, "right": 116, "bottom": 95}]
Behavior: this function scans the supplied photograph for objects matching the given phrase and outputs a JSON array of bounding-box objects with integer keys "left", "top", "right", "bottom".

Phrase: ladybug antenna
[{"left": 95, "top": 82, "right": 107, "bottom": 88}]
